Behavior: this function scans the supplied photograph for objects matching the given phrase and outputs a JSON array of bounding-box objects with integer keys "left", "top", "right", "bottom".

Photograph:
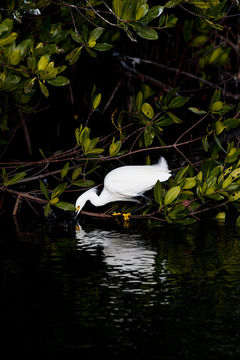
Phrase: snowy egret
[{"left": 75, "top": 156, "right": 171, "bottom": 216}]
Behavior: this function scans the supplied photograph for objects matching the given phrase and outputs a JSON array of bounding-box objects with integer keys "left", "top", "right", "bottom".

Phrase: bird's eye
[{"left": 76, "top": 206, "right": 80, "bottom": 211}]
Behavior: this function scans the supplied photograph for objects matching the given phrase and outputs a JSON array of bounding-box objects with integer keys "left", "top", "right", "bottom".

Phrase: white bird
[{"left": 75, "top": 156, "right": 171, "bottom": 216}]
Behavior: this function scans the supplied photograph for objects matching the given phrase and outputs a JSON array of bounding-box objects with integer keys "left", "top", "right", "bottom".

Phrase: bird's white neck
[
  {"left": 77, "top": 188, "right": 110, "bottom": 211},
  {"left": 87, "top": 190, "right": 108, "bottom": 207}
]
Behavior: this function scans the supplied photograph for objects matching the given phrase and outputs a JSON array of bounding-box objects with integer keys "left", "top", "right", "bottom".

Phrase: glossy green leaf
[
  {"left": 188, "top": 107, "right": 207, "bottom": 115},
  {"left": 142, "top": 102, "right": 154, "bottom": 119},
  {"left": 144, "top": 126, "right": 155, "bottom": 147},
  {"left": 208, "top": 47, "right": 222, "bottom": 64},
  {"left": 216, "top": 211, "right": 226, "bottom": 222},
  {"left": 175, "top": 165, "right": 189, "bottom": 184},
  {"left": 136, "top": 91, "right": 143, "bottom": 114},
  {"left": 236, "top": 216, "right": 240, "bottom": 227},
  {"left": 215, "top": 121, "right": 224, "bottom": 136},
  {"left": 93, "top": 93, "right": 101, "bottom": 110},
  {"left": 61, "top": 162, "right": 69, "bottom": 179},
  {"left": 37, "top": 55, "right": 49, "bottom": 70},
  {"left": 5, "top": 172, "right": 26, "bottom": 186},
  {"left": 88, "top": 27, "right": 104, "bottom": 42},
  {"left": 40, "top": 180, "right": 49, "bottom": 200},
  {"left": 93, "top": 43, "right": 113, "bottom": 51},
  {"left": 166, "top": 112, "right": 183, "bottom": 123},
  {"left": 109, "top": 138, "right": 121, "bottom": 156},
  {"left": 154, "top": 180, "right": 164, "bottom": 206},
  {"left": 72, "top": 167, "right": 82, "bottom": 181},
  {"left": 50, "top": 197, "right": 59, "bottom": 205},
  {"left": 66, "top": 46, "right": 82, "bottom": 65},
  {"left": 54, "top": 201, "right": 75, "bottom": 211},
  {"left": 168, "top": 96, "right": 189, "bottom": 109},
  {"left": 183, "top": 177, "right": 196, "bottom": 190},
  {"left": 51, "top": 182, "right": 67, "bottom": 200},
  {"left": 47, "top": 76, "right": 70, "bottom": 86},
  {"left": 38, "top": 80, "right": 49, "bottom": 97},
  {"left": 164, "top": 186, "right": 181, "bottom": 205},
  {"left": 72, "top": 179, "right": 95, "bottom": 187},
  {"left": 229, "top": 191, "right": 240, "bottom": 202},
  {"left": 141, "top": 6, "right": 163, "bottom": 23},
  {"left": 211, "top": 101, "right": 222, "bottom": 112},
  {"left": 191, "top": 35, "right": 208, "bottom": 47},
  {"left": 0, "top": 32, "right": 17, "bottom": 47},
  {"left": 136, "top": 4, "right": 149, "bottom": 20},
  {"left": 44, "top": 202, "right": 51, "bottom": 217},
  {"left": 136, "top": 26, "right": 158, "bottom": 40},
  {"left": 222, "top": 176, "right": 232, "bottom": 189}
]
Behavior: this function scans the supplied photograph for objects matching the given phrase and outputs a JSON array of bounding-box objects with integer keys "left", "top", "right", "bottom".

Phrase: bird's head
[{"left": 74, "top": 188, "right": 98, "bottom": 218}]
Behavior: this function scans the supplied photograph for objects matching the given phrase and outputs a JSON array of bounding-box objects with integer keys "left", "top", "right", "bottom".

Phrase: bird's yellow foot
[{"left": 112, "top": 212, "right": 122, "bottom": 216}]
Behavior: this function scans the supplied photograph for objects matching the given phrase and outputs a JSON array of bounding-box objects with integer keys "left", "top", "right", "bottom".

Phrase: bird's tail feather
[{"left": 156, "top": 156, "right": 169, "bottom": 171}]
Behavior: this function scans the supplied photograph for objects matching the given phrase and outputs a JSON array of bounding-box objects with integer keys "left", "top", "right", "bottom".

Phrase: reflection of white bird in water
[
  {"left": 75, "top": 224, "right": 157, "bottom": 280},
  {"left": 75, "top": 156, "right": 171, "bottom": 216}
]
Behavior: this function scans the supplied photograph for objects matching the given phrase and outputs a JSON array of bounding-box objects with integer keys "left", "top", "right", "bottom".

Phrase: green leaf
[
  {"left": 54, "top": 201, "right": 75, "bottom": 211},
  {"left": 164, "top": 186, "right": 181, "bottom": 205},
  {"left": 182, "top": 177, "right": 196, "bottom": 190},
  {"left": 154, "top": 180, "right": 164, "bottom": 206},
  {"left": 136, "top": 26, "right": 158, "bottom": 40},
  {"left": 168, "top": 96, "right": 189, "bottom": 109},
  {"left": 206, "top": 193, "right": 224, "bottom": 201},
  {"left": 216, "top": 211, "right": 226, "bottom": 222},
  {"left": 222, "top": 175, "right": 232, "bottom": 189},
  {"left": 174, "top": 166, "right": 190, "bottom": 186},
  {"left": 51, "top": 182, "right": 68, "bottom": 200},
  {"left": 0, "top": 32, "right": 17, "bottom": 47},
  {"left": 166, "top": 111, "right": 183, "bottom": 123},
  {"left": 215, "top": 121, "right": 224, "bottom": 136},
  {"left": 93, "top": 93, "right": 101, "bottom": 110},
  {"left": 66, "top": 46, "right": 82, "bottom": 65},
  {"left": 144, "top": 126, "right": 155, "bottom": 147},
  {"left": 5, "top": 172, "right": 26, "bottom": 186},
  {"left": 37, "top": 54, "right": 49, "bottom": 70},
  {"left": 223, "top": 118, "right": 240, "bottom": 130},
  {"left": 214, "top": 135, "right": 226, "bottom": 153},
  {"left": 61, "top": 162, "right": 69, "bottom": 179},
  {"left": 209, "top": 47, "right": 222, "bottom": 64},
  {"left": 38, "top": 80, "right": 49, "bottom": 97},
  {"left": 202, "top": 136, "right": 209, "bottom": 152},
  {"left": 44, "top": 202, "right": 51, "bottom": 217},
  {"left": 50, "top": 197, "right": 59, "bottom": 205},
  {"left": 191, "top": 35, "right": 208, "bottom": 47},
  {"left": 40, "top": 180, "right": 49, "bottom": 200},
  {"left": 229, "top": 191, "right": 240, "bottom": 202},
  {"left": 109, "top": 138, "right": 121, "bottom": 156},
  {"left": 188, "top": 107, "right": 207, "bottom": 115},
  {"left": 211, "top": 101, "right": 223, "bottom": 112},
  {"left": 93, "top": 43, "right": 113, "bottom": 51},
  {"left": 141, "top": 6, "right": 164, "bottom": 23},
  {"left": 142, "top": 102, "right": 154, "bottom": 119},
  {"left": 236, "top": 215, "right": 240, "bottom": 227},
  {"left": 89, "top": 27, "right": 104, "bottom": 42},
  {"left": 136, "top": 91, "right": 143, "bottom": 114},
  {"left": 135, "top": 4, "right": 149, "bottom": 20},
  {"left": 72, "top": 179, "right": 95, "bottom": 187},
  {"left": 47, "top": 76, "right": 70, "bottom": 86},
  {"left": 72, "top": 167, "right": 82, "bottom": 181}
]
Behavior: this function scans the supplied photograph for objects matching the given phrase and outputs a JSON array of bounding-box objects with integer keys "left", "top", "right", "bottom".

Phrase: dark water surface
[{"left": 1, "top": 217, "right": 240, "bottom": 359}]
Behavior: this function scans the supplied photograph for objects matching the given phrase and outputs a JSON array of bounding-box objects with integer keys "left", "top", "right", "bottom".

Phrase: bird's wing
[{"left": 104, "top": 166, "right": 169, "bottom": 197}]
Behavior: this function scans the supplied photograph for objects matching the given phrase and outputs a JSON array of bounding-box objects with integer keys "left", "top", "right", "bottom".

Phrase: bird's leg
[
  {"left": 140, "top": 194, "right": 151, "bottom": 204},
  {"left": 131, "top": 194, "right": 152, "bottom": 214}
]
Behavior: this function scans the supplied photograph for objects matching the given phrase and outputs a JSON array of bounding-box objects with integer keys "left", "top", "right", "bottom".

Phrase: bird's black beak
[{"left": 73, "top": 211, "right": 79, "bottom": 221}]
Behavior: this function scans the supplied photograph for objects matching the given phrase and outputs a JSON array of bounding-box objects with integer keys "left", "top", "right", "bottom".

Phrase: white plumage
[{"left": 75, "top": 156, "right": 171, "bottom": 215}]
